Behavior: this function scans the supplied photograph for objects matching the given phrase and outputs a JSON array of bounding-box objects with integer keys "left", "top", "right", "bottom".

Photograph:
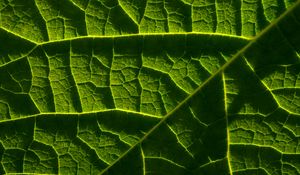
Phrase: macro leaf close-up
[{"left": 0, "top": 0, "right": 300, "bottom": 174}]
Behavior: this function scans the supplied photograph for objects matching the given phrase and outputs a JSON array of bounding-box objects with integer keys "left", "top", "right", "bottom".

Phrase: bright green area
[{"left": 0, "top": 0, "right": 300, "bottom": 174}]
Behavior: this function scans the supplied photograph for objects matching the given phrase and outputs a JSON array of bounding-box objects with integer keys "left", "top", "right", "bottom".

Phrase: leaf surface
[{"left": 0, "top": 0, "right": 300, "bottom": 174}]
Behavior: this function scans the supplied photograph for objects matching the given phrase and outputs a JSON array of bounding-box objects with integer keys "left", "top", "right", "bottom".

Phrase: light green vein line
[
  {"left": 223, "top": 72, "right": 233, "bottom": 175},
  {"left": 0, "top": 27, "right": 38, "bottom": 44},
  {"left": 0, "top": 109, "right": 161, "bottom": 124},
  {"left": 32, "top": 0, "right": 49, "bottom": 41},
  {"left": 146, "top": 157, "right": 187, "bottom": 170},
  {"left": 230, "top": 143, "right": 300, "bottom": 155},
  {"left": 0, "top": 27, "right": 251, "bottom": 46},
  {"left": 99, "top": 1, "right": 300, "bottom": 173},
  {"left": 243, "top": 57, "right": 300, "bottom": 115},
  {"left": 196, "top": 157, "right": 228, "bottom": 170},
  {"left": 118, "top": 1, "right": 140, "bottom": 26},
  {"left": 67, "top": 0, "right": 86, "bottom": 11},
  {"left": 140, "top": 145, "right": 146, "bottom": 175},
  {"left": 0, "top": 32, "right": 250, "bottom": 70},
  {"left": 0, "top": 45, "right": 38, "bottom": 69},
  {"left": 271, "top": 87, "right": 300, "bottom": 90},
  {"left": 39, "top": 32, "right": 251, "bottom": 45},
  {"left": 166, "top": 123, "right": 195, "bottom": 159}
]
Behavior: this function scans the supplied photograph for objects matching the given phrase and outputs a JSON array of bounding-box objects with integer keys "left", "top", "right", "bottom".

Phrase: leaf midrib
[
  {"left": 0, "top": 109, "right": 161, "bottom": 124},
  {"left": 0, "top": 27, "right": 251, "bottom": 45},
  {"left": 0, "top": 30, "right": 251, "bottom": 71},
  {"left": 99, "top": 0, "right": 300, "bottom": 174}
]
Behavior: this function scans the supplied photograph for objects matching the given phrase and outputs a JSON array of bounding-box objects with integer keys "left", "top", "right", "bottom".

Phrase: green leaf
[{"left": 0, "top": 0, "right": 299, "bottom": 174}]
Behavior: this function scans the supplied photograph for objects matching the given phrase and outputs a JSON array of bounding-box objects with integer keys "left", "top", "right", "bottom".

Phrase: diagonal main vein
[{"left": 100, "top": 0, "right": 300, "bottom": 173}]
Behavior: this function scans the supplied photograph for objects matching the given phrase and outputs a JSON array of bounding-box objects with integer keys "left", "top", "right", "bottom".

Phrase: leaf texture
[{"left": 0, "top": 0, "right": 300, "bottom": 174}]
